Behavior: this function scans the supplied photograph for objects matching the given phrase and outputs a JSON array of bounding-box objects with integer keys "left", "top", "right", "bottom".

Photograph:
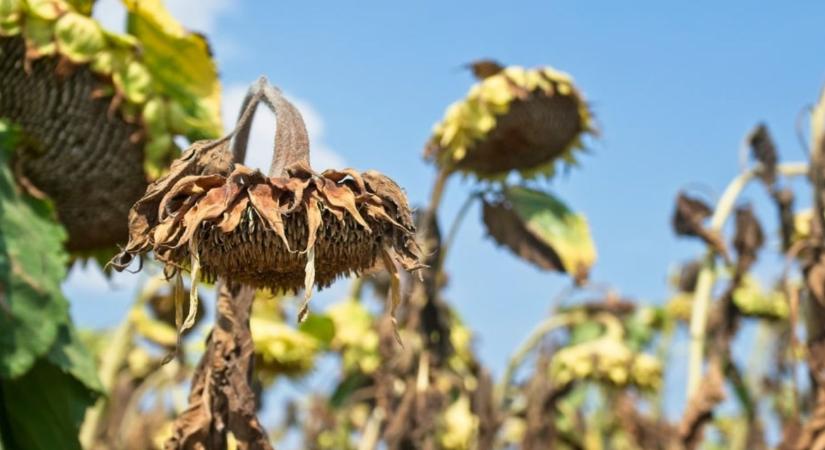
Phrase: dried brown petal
[
  {"left": 318, "top": 178, "right": 370, "bottom": 231},
  {"left": 248, "top": 184, "right": 289, "bottom": 249},
  {"left": 217, "top": 196, "right": 249, "bottom": 233}
]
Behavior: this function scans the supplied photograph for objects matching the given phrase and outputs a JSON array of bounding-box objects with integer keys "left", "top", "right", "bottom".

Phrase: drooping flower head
[
  {"left": 112, "top": 78, "right": 421, "bottom": 324},
  {"left": 425, "top": 64, "right": 594, "bottom": 180}
]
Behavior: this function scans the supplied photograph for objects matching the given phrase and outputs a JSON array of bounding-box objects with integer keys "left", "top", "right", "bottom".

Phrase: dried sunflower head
[
  {"left": 112, "top": 78, "right": 421, "bottom": 322},
  {"left": 425, "top": 64, "right": 594, "bottom": 180},
  {"left": 0, "top": 0, "right": 222, "bottom": 252}
]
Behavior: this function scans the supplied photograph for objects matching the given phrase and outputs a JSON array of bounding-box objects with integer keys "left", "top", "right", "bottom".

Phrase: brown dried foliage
[
  {"left": 748, "top": 123, "right": 778, "bottom": 186},
  {"left": 672, "top": 192, "right": 729, "bottom": 260},
  {"left": 773, "top": 188, "right": 795, "bottom": 251},
  {"left": 733, "top": 205, "right": 764, "bottom": 275},
  {"left": 465, "top": 59, "right": 505, "bottom": 80},
  {"left": 482, "top": 198, "right": 567, "bottom": 276},
  {"left": 164, "top": 281, "right": 272, "bottom": 450}
]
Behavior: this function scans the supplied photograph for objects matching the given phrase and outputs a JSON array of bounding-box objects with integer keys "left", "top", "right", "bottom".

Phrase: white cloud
[
  {"left": 221, "top": 83, "right": 346, "bottom": 173},
  {"left": 93, "top": 0, "right": 230, "bottom": 34}
]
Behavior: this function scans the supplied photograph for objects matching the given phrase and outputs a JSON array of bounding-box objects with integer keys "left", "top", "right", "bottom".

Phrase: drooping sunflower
[
  {"left": 425, "top": 63, "right": 594, "bottom": 180},
  {"left": 112, "top": 78, "right": 421, "bottom": 321}
]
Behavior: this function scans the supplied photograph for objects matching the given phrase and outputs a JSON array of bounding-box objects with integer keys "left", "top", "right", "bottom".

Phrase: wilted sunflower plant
[{"left": 107, "top": 77, "right": 422, "bottom": 448}]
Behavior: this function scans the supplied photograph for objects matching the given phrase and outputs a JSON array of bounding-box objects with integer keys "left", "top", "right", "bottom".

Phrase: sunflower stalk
[{"left": 686, "top": 162, "right": 808, "bottom": 396}]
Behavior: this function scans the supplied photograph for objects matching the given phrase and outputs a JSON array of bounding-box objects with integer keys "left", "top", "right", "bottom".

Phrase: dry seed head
[
  {"left": 426, "top": 65, "right": 594, "bottom": 180},
  {"left": 112, "top": 79, "right": 421, "bottom": 321}
]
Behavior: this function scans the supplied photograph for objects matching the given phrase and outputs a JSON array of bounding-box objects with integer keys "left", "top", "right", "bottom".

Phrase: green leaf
[
  {"left": 298, "top": 313, "right": 335, "bottom": 347},
  {"left": 483, "top": 186, "right": 597, "bottom": 282},
  {"left": 0, "top": 121, "right": 71, "bottom": 378},
  {"left": 123, "top": 0, "right": 222, "bottom": 139},
  {"left": 46, "top": 322, "right": 103, "bottom": 394},
  {"left": 0, "top": 357, "right": 97, "bottom": 450}
]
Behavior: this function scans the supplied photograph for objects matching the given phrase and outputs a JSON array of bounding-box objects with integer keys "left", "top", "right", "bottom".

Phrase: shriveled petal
[
  {"left": 248, "top": 184, "right": 290, "bottom": 249},
  {"left": 363, "top": 202, "right": 407, "bottom": 232},
  {"left": 297, "top": 247, "right": 315, "bottom": 323},
  {"left": 218, "top": 196, "right": 250, "bottom": 233},
  {"left": 158, "top": 174, "right": 225, "bottom": 221},
  {"left": 174, "top": 186, "right": 235, "bottom": 247},
  {"left": 321, "top": 168, "right": 367, "bottom": 196},
  {"left": 275, "top": 177, "right": 311, "bottom": 214},
  {"left": 318, "top": 178, "right": 370, "bottom": 231},
  {"left": 362, "top": 170, "right": 415, "bottom": 230},
  {"left": 305, "top": 195, "right": 323, "bottom": 252},
  {"left": 153, "top": 217, "right": 182, "bottom": 248}
]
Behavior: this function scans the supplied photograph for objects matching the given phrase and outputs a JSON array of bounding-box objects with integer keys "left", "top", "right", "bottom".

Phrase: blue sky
[{"left": 67, "top": 0, "right": 825, "bottom": 426}]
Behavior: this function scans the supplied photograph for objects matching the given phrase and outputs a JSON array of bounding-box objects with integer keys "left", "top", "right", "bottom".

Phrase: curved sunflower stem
[
  {"left": 686, "top": 162, "right": 809, "bottom": 397},
  {"left": 228, "top": 77, "right": 311, "bottom": 175},
  {"left": 495, "top": 312, "right": 581, "bottom": 407}
]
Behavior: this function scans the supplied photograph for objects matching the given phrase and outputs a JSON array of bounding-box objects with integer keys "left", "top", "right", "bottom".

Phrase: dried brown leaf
[
  {"left": 733, "top": 205, "right": 764, "bottom": 275},
  {"left": 748, "top": 123, "right": 779, "bottom": 185},
  {"left": 672, "top": 192, "right": 729, "bottom": 260}
]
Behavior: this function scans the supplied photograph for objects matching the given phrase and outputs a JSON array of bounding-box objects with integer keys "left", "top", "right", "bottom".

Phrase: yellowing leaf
[
  {"left": 54, "top": 12, "right": 104, "bottom": 63},
  {"left": 0, "top": 0, "right": 22, "bottom": 36},
  {"left": 24, "top": 0, "right": 67, "bottom": 20},
  {"left": 483, "top": 186, "right": 597, "bottom": 283},
  {"left": 114, "top": 60, "right": 152, "bottom": 104},
  {"left": 123, "top": 0, "right": 222, "bottom": 139},
  {"left": 22, "top": 15, "right": 56, "bottom": 56}
]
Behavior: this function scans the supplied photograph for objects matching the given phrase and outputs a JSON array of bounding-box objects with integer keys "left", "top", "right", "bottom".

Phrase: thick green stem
[{"left": 686, "top": 162, "right": 808, "bottom": 396}]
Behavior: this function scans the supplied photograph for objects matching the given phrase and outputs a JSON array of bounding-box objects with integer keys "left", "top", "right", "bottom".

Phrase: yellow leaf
[
  {"left": 24, "top": 0, "right": 66, "bottom": 20},
  {"left": 22, "top": 15, "right": 55, "bottom": 56},
  {"left": 0, "top": 0, "right": 22, "bottom": 36},
  {"left": 123, "top": 0, "right": 222, "bottom": 138},
  {"left": 54, "top": 12, "right": 104, "bottom": 63}
]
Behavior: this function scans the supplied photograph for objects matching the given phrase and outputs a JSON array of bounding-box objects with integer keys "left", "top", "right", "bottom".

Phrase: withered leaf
[
  {"left": 733, "top": 205, "right": 764, "bottom": 275},
  {"left": 748, "top": 123, "right": 778, "bottom": 185},
  {"left": 483, "top": 186, "right": 596, "bottom": 284},
  {"left": 678, "top": 260, "right": 702, "bottom": 293},
  {"left": 672, "top": 192, "right": 729, "bottom": 261}
]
